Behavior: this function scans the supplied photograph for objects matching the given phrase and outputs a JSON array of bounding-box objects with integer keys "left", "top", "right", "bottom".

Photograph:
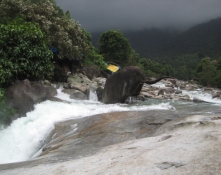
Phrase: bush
[
  {"left": 81, "top": 29, "right": 106, "bottom": 71},
  {"left": 0, "top": 18, "right": 54, "bottom": 83}
]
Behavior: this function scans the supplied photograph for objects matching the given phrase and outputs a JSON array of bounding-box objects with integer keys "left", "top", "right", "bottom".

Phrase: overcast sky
[{"left": 56, "top": 0, "right": 221, "bottom": 32}]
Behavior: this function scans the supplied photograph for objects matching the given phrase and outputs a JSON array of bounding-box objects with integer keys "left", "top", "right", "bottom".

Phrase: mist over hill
[{"left": 91, "top": 17, "right": 221, "bottom": 63}]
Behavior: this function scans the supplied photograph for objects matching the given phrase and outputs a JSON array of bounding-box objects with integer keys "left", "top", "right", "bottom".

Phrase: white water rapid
[
  {"left": 153, "top": 82, "right": 221, "bottom": 104},
  {"left": 0, "top": 88, "right": 173, "bottom": 164}
]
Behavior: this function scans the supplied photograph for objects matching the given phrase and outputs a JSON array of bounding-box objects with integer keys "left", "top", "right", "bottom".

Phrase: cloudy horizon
[{"left": 56, "top": 0, "right": 221, "bottom": 32}]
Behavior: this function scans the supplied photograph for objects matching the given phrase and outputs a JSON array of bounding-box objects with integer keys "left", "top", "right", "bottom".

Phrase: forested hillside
[{"left": 92, "top": 17, "right": 221, "bottom": 62}]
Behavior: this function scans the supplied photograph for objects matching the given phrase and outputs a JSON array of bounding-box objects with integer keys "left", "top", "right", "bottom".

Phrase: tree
[
  {"left": 0, "top": 0, "right": 89, "bottom": 60},
  {"left": 196, "top": 57, "right": 218, "bottom": 86},
  {"left": 138, "top": 58, "right": 155, "bottom": 76},
  {"left": 0, "top": 18, "right": 54, "bottom": 83},
  {"left": 98, "top": 30, "right": 132, "bottom": 66}
]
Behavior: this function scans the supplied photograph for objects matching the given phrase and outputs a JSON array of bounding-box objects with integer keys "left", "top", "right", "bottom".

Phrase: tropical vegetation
[{"left": 0, "top": 0, "right": 221, "bottom": 124}]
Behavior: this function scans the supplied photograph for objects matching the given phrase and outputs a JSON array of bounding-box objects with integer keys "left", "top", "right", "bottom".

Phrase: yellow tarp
[{"left": 106, "top": 64, "right": 119, "bottom": 72}]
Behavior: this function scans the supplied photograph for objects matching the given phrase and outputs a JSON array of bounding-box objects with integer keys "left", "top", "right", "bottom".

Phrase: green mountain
[
  {"left": 162, "top": 17, "right": 221, "bottom": 60},
  {"left": 92, "top": 17, "right": 221, "bottom": 63}
]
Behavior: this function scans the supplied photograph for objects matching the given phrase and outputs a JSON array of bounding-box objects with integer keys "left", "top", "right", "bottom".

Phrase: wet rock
[
  {"left": 70, "top": 91, "right": 87, "bottom": 100},
  {"left": 212, "top": 91, "right": 221, "bottom": 99},
  {"left": 62, "top": 88, "right": 91, "bottom": 100},
  {"left": 178, "top": 94, "right": 190, "bottom": 101},
  {"left": 163, "top": 87, "right": 175, "bottom": 94},
  {"left": 140, "top": 91, "right": 154, "bottom": 98},
  {"left": 92, "top": 77, "right": 106, "bottom": 87},
  {"left": 193, "top": 97, "right": 207, "bottom": 103},
  {"left": 37, "top": 110, "right": 174, "bottom": 160},
  {"left": 2, "top": 113, "right": 221, "bottom": 175},
  {"left": 182, "top": 84, "right": 198, "bottom": 91},
  {"left": 175, "top": 90, "right": 182, "bottom": 94},
  {"left": 62, "top": 89, "right": 78, "bottom": 95},
  {"left": 67, "top": 73, "right": 98, "bottom": 93},
  {"left": 158, "top": 89, "right": 165, "bottom": 96},
  {"left": 176, "top": 80, "right": 186, "bottom": 89},
  {"left": 157, "top": 88, "right": 176, "bottom": 97},
  {"left": 5, "top": 79, "right": 57, "bottom": 115}
]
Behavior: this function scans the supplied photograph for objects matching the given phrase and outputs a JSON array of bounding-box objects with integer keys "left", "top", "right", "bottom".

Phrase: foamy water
[
  {"left": 0, "top": 88, "right": 173, "bottom": 164},
  {"left": 153, "top": 82, "right": 221, "bottom": 104}
]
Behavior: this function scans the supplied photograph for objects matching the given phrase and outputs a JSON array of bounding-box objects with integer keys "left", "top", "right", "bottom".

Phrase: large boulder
[
  {"left": 67, "top": 74, "right": 98, "bottom": 93},
  {"left": 67, "top": 74, "right": 99, "bottom": 100},
  {"left": 102, "top": 66, "right": 170, "bottom": 104},
  {"left": 6, "top": 79, "right": 57, "bottom": 115},
  {"left": 102, "top": 66, "right": 145, "bottom": 104}
]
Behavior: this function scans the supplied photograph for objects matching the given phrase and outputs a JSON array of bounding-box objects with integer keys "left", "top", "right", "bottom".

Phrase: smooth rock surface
[{"left": 1, "top": 110, "right": 221, "bottom": 175}]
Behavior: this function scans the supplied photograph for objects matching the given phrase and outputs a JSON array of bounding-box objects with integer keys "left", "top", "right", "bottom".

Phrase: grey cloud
[{"left": 56, "top": 0, "right": 221, "bottom": 32}]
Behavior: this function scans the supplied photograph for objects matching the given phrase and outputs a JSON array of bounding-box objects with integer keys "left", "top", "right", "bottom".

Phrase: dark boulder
[
  {"left": 6, "top": 79, "right": 57, "bottom": 115},
  {"left": 193, "top": 97, "right": 208, "bottom": 103},
  {"left": 102, "top": 66, "right": 170, "bottom": 104}
]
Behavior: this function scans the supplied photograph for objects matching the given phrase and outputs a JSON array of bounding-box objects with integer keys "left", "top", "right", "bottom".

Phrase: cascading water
[
  {"left": 88, "top": 90, "right": 98, "bottom": 101},
  {"left": 0, "top": 88, "right": 173, "bottom": 164},
  {"left": 1, "top": 83, "right": 221, "bottom": 165}
]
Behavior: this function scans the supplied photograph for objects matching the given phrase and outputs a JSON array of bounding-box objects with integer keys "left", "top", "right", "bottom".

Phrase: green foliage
[
  {"left": 216, "top": 56, "right": 221, "bottom": 70},
  {"left": 0, "top": 18, "right": 54, "bottom": 83},
  {"left": 138, "top": 58, "right": 155, "bottom": 76},
  {"left": 126, "top": 49, "right": 140, "bottom": 66},
  {"left": 84, "top": 50, "right": 106, "bottom": 71},
  {"left": 0, "top": 0, "right": 89, "bottom": 61},
  {"left": 137, "top": 57, "right": 197, "bottom": 80},
  {"left": 0, "top": 88, "right": 16, "bottom": 125},
  {"left": 81, "top": 29, "right": 106, "bottom": 70},
  {"left": 196, "top": 57, "right": 218, "bottom": 86},
  {"left": 214, "top": 73, "right": 221, "bottom": 88},
  {"left": 98, "top": 30, "right": 132, "bottom": 66}
]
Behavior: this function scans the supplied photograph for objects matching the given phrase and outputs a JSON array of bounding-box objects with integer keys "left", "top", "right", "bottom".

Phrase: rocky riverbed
[
  {"left": 1, "top": 73, "right": 221, "bottom": 174},
  {"left": 1, "top": 110, "right": 221, "bottom": 175}
]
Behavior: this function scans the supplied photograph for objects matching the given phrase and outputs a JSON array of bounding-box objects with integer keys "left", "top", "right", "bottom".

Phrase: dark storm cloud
[{"left": 56, "top": 0, "right": 221, "bottom": 32}]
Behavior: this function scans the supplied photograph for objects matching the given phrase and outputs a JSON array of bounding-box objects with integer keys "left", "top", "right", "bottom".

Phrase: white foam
[
  {"left": 152, "top": 81, "right": 221, "bottom": 105},
  {"left": 0, "top": 89, "right": 173, "bottom": 164},
  {"left": 183, "top": 89, "right": 221, "bottom": 104}
]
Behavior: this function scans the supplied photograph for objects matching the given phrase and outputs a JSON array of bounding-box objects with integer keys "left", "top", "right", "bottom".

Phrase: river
[{"left": 0, "top": 82, "right": 221, "bottom": 165}]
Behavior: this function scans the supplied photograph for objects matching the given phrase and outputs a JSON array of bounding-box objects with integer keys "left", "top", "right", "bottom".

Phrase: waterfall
[
  {"left": 2, "top": 84, "right": 221, "bottom": 165},
  {"left": 88, "top": 90, "right": 98, "bottom": 101}
]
